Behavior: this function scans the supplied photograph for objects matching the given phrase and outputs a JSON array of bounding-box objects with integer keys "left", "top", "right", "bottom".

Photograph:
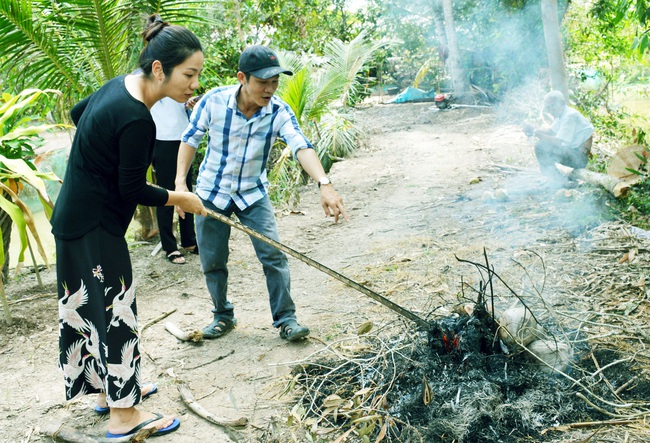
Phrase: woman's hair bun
[{"left": 142, "top": 14, "right": 168, "bottom": 42}]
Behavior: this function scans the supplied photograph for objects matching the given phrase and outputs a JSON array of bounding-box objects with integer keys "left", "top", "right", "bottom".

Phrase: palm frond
[
  {"left": 0, "top": 0, "right": 217, "bottom": 102},
  {"left": 278, "top": 66, "right": 314, "bottom": 124},
  {"left": 0, "top": 0, "right": 84, "bottom": 94},
  {"left": 322, "top": 30, "right": 392, "bottom": 107},
  {"left": 314, "top": 111, "right": 359, "bottom": 173}
]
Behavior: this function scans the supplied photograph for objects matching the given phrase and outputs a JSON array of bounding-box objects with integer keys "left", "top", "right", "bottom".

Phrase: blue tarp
[{"left": 388, "top": 86, "right": 437, "bottom": 103}]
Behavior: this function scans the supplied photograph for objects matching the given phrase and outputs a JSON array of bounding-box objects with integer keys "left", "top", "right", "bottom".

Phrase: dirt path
[{"left": 1, "top": 102, "right": 646, "bottom": 442}]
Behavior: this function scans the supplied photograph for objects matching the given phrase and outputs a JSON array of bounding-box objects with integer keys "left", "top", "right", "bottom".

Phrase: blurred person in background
[{"left": 524, "top": 90, "right": 594, "bottom": 184}]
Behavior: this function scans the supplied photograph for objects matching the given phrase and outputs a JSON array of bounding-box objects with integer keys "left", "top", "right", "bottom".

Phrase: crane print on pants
[
  {"left": 107, "top": 278, "right": 137, "bottom": 331},
  {"left": 62, "top": 339, "right": 91, "bottom": 398},
  {"left": 108, "top": 338, "right": 140, "bottom": 398},
  {"left": 59, "top": 280, "right": 88, "bottom": 331},
  {"left": 58, "top": 267, "right": 141, "bottom": 407}
]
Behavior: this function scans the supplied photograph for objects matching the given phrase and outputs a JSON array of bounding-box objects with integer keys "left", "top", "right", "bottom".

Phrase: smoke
[
  {"left": 455, "top": 169, "right": 614, "bottom": 252},
  {"left": 452, "top": 1, "right": 549, "bottom": 94}
]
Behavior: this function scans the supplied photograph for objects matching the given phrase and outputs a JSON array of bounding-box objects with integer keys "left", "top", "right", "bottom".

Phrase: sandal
[
  {"left": 166, "top": 250, "right": 186, "bottom": 264},
  {"left": 202, "top": 318, "right": 237, "bottom": 339},
  {"left": 105, "top": 413, "right": 180, "bottom": 438},
  {"left": 279, "top": 319, "right": 310, "bottom": 341},
  {"left": 185, "top": 245, "right": 199, "bottom": 255}
]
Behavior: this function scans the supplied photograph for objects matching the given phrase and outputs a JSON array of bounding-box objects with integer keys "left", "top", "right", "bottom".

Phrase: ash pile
[{"left": 279, "top": 254, "right": 649, "bottom": 443}]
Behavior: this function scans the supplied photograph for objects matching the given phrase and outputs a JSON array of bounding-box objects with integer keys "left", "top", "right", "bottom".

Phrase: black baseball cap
[{"left": 238, "top": 45, "right": 293, "bottom": 79}]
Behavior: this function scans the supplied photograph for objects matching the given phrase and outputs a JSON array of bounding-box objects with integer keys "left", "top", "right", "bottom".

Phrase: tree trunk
[
  {"left": 133, "top": 205, "right": 158, "bottom": 241},
  {"left": 0, "top": 207, "right": 11, "bottom": 281},
  {"left": 0, "top": 204, "right": 13, "bottom": 325},
  {"left": 441, "top": 0, "right": 471, "bottom": 96},
  {"left": 431, "top": 0, "right": 449, "bottom": 89},
  {"left": 431, "top": 1, "right": 448, "bottom": 49},
  {"left": 541, "top": 0, "right": 569, "bottom": 98}
]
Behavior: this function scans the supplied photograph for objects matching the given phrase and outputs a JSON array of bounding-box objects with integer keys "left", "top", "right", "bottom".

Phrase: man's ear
[
  {"left": 236, "top": 71, "right": 246, "bottom": 85},
  {"left": 152, "top": 60, "right": 165, "bottom": 81}
]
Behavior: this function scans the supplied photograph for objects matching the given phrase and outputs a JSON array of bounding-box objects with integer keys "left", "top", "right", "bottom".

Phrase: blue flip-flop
[
  {"left": 94, "top": 383, "right": 158, "bottom": 415},
  {"left": 105, "top": 413, "right": 180, "bottom": 438}
]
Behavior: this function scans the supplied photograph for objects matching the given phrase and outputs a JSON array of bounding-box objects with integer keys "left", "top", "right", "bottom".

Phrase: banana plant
[{"left": 0, "top": 88, "right": 67, "bottom": 325}]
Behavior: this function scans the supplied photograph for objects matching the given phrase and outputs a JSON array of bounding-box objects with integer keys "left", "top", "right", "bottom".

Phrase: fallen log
[
  {"left": 177, "top": 382, "right": 249, "bottom": 428},
  {"left": 41, "top": 421, "right": 154, "bottom": 443},
  {"left": 164, "top": 321, "right": 203, "bottom": 342},
  {"left": 555, "top": 164, "right": 630, "bottom": 198}
]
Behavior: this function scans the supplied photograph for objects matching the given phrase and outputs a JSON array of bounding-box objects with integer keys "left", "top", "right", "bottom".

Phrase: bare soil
[{"left": 2, "top": 101, "right": 649, "bottom": 442}]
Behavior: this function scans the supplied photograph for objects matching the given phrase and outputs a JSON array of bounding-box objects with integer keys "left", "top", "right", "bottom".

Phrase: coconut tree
[
  {"left": 0, "top": 0, "right": 213, "bottom": 106},
  {"left": 267, "top": 32, "right": 389, "bottom": 205},
  {"left": 439, "top": 0, "right": 471, "bottom": 96},
  {"left": 0, "top": 0, "right": 215, "bottom": 243},
  {"left": 541, "top": 0, "right": 569, "bottom": 98}
]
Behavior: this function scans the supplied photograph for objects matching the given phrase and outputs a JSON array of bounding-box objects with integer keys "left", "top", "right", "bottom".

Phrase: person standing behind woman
[
  {"left": 51, "top": 15, "right": 206, "bottom": 438},
  {"left": 150, "top": 96, "right": 201, "bottom": 264}
]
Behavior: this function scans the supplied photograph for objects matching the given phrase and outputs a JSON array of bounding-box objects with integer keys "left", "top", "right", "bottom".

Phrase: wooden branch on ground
[
  {"left": 164, "top": 322, "right": 203, "bottom": 342},
  {"left": 185, "top": 349, "right": 234, "bottom": 371},
  {"left": 40, "top": 421, "right": 154, "bottom": 443},
  {"left": 8, "top": 292, "right": 56, "bottom": 305},
  {"left": 556, "top": 164, "right": 630, "bottom": 198},
  {"left": 140, "top": 309, "right": 176, "bottom": 335},
  {"left": 542, "top": 417, "right": 646, "bottom": 435},
  {"left": 177, "top": 382, "right": 249, "bottom": 428}
]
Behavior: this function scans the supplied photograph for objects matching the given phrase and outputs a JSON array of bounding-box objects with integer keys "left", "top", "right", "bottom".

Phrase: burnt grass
[{"left": 290, "top": 302, "right": 648, "bottom": 443}]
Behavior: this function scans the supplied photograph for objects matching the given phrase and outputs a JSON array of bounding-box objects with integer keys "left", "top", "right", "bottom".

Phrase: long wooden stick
[
  {"left": 205, "top": 209, "right": 431, "bottom": 329},
  {"left": 140, "top": 309, "right": 176, "bottom": 335}
]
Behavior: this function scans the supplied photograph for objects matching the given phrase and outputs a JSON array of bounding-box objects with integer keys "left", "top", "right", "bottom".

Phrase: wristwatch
[{"left": 317, "top": 177, "right": 331, "bottom": 188}]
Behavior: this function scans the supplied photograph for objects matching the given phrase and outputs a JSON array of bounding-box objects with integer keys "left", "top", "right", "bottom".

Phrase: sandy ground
[{"left": 1, "top": 100, "right": 648, "bottom": 442}]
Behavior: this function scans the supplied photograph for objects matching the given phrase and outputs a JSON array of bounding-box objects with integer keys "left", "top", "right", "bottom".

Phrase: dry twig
[{"left": 177, "top": 382, "right": 248, "bottom": 428}]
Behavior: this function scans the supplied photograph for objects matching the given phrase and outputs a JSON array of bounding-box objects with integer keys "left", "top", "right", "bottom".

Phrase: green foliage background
[{"left": 0, "top": 0, "right": 649, "bottom": 217}]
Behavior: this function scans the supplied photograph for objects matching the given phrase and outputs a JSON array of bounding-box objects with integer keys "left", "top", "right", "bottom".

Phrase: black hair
[{"left": 138, "top": 14, "right": 202, "bottom": 78}]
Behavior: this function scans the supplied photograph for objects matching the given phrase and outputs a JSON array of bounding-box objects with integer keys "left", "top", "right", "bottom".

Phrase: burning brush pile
[{"left": 277, "top": 252, "right": 650, "bottom": 443}]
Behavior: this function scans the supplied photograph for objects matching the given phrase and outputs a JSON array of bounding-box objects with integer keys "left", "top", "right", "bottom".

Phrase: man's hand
[
  {"left": 319, "top": 185, "right": 349, "bottom": 223},
  {"left": 185, "top": 94, "right": 203, "bottom": 111}
]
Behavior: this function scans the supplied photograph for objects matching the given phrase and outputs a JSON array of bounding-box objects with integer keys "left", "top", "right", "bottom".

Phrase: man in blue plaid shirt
[{"left": 175, "top": 45, "right": 348, "bottom": 341}]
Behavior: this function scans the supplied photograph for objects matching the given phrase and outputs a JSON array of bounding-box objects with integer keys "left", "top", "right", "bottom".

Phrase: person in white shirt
[
  {"left": 150, "top": 96, "right": 201, "bottom": 263},
  {"left": 524, "top": 90, "right": 594, "bottom": 183}
]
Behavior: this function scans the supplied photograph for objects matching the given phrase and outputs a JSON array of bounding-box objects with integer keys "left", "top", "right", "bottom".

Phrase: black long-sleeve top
[{"left": 51, "top": 75, "right": 168, "bottom": 240}]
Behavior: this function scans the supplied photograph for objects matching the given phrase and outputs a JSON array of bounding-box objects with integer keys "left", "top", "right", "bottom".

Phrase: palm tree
[
  {"left": 439, "top": 0, "right": 471, "bottom": 97},
  {"left": 267, "top": 32, "right": 389, "bottom": 204},
  {"left": 0, "top": 0, "right": 213, "bottom": 106},
  {"left": 0, "top": 0, "right": 214, "bottom": 249},
  {"left": 0, "top": 87, "right": 66, "bottom": 325},
  {"left": 541, "top": 0, "right": 569, "bottom": 98}
]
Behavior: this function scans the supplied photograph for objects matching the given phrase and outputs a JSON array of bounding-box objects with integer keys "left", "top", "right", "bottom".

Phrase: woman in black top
[{"left": 51, "top": 15, "right": 206, "bottom": 438}]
